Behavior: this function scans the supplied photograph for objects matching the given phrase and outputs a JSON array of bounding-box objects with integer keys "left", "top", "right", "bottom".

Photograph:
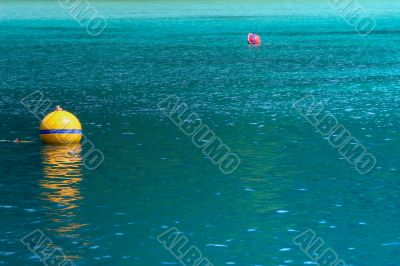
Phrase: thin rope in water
[{"left": 0, "top": 139, "right": 35, "bottom": 143}]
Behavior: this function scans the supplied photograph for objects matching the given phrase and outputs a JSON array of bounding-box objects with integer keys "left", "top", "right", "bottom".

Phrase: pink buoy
[{"left": 248, "top": 33, "right": 261, "bottom": 45}]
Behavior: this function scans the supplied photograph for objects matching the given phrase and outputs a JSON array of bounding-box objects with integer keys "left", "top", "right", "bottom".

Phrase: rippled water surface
[{"left": 1, "top": 1, "right": 400, "bottom": 265}]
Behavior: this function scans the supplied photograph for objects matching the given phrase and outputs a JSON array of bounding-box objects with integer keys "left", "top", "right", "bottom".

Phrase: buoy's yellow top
[
  {"left": 40, "top": 111, "right": 82, "bottom": 131},
  {"left": 40, "top": 109, "right": 82, "bottom": 145}
]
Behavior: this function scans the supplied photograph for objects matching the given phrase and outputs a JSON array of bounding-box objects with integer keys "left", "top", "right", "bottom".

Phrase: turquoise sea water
[{"left": 1, "top": 1, "right": 400, "bottom": 265}]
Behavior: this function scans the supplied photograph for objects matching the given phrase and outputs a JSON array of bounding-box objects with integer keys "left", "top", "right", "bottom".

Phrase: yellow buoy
[{"left": 40, "top": 106, "right": 82, "bottom": 145}]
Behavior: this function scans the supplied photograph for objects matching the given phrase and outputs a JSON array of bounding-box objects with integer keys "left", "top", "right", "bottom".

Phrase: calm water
[{"left": 1, "top": 1, "right": 400, "bottom": 265}]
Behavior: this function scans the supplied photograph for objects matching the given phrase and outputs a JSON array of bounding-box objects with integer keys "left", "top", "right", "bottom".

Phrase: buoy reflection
[{"left": 40, "top": 145, "right": 87, "bottom": 236}]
